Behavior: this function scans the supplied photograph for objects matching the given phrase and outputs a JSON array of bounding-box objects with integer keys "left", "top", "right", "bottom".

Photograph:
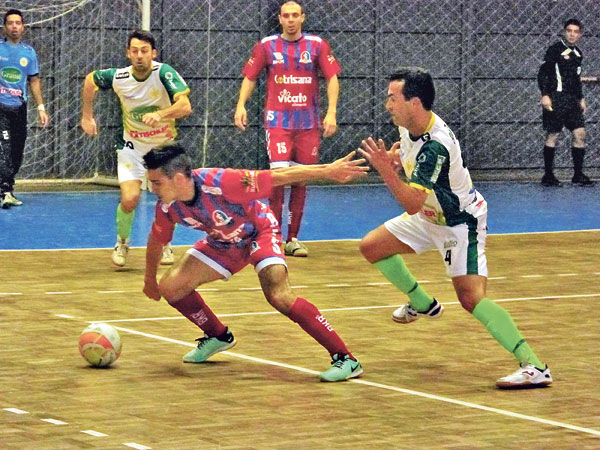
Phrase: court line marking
[
  {"left": 41, "top": 418, "right": 68, "bottom": 425},
  {"left": 4, "top": 407, "right": 29, "bottom": 414},
  {"left": 81, "top": 430, "right": 108, "bottom": 437},
  {"left": 3, "top": 409, "right": 150, "bottom": 448},
  {"left": 123, "top": 443, "right": 152, "bottom": 450},
  {"left": 2, "top": 271, "right": 597, "bottom": 298},
  {"left": 89, "top": 293, "right": 600, "bottom": 323},
  {"left": 1, "top": 228, "right": 598, "bottom": 252},
  {"left": 109, "top": 325, "right": 600, "bottom": 438}
]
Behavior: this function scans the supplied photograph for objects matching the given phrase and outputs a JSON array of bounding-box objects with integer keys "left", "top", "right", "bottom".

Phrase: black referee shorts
[{"left": 542, "top": 94, "right": 585, "bottom": 133}]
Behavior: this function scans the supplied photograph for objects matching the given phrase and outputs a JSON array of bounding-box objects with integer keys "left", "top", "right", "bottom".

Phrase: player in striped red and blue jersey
[
  {"left": 235, "top": 1, "right": 341, "bottom": 257},
  {"left": 142, "top": 144, "right": 367, "bottom": 382}
]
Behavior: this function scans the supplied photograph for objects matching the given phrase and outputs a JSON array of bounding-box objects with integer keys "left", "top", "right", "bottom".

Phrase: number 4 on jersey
[{"left": 444, "top": 249, "right": 452, "bottom": 265}]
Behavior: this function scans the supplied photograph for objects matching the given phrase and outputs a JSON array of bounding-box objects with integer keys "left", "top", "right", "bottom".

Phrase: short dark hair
[
  {"left": 564, "top": 18, "right": 582, "bottom": 31},
  {"left": 143, "top": 144, "right": 192, "bottom": 177},
  {"left": 127, "top": 29, "right": 156, "bottom": 49},
  {"left": 4, "top": 9, "right": 24, "bottom": 25},
  {"left": 389, "top": 66, "right": 435, "bottom": 110}
]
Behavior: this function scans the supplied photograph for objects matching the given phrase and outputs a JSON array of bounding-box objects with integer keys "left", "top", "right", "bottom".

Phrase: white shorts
[
  {"left": 117, "top": 146, "right": 146, "bottom": 183},
  {"left": 384, "top": 199, "right": 488, "bottom": 278}
]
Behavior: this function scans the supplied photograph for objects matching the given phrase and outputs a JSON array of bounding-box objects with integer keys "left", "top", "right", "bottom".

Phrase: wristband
[{"left": 37, "top": 104, "right": 46, "bottom": 111}]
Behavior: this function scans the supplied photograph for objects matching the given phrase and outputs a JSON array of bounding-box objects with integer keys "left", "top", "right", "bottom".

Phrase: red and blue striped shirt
[
  {"left": 242, "top": 33, "right": 341, "bottom": 130},
  {"left": 151, "top": 168, "right": 276, "bottom": 250}
]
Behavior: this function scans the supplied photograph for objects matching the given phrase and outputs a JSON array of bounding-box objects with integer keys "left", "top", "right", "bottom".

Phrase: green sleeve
[
  {"left": 92, "top": 68, "right": 117, "bottom": 90},
  {"left": 159, "top": 63, "right": 190, "bottom": 101},
  {"left": 410, "top": 140, "right": 450, "bottom": 190}
]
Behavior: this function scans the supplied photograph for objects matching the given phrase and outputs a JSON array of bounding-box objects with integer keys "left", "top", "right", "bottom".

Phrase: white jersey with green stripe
[
  {"left": 398, "top": 112, "right": 480, "bottom": 226},
  {"left": 93, "top": 61, "right": 189, "bottom": 155}
]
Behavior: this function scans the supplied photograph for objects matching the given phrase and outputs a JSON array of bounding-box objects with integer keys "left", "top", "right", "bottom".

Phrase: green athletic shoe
[
  {"left": 319, "top": 353, "right": 363, "bottom": 382},
  {"left": 182, "top": 329, "right": 236, "bottom": 363}
]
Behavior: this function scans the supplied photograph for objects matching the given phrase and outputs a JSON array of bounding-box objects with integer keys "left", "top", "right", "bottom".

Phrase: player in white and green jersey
[
  {"left": 81, "top": 30, "right": 191, "bottom": 268},
  {"left": 358, "top": 67, "right": 552, "bottom": 389}
]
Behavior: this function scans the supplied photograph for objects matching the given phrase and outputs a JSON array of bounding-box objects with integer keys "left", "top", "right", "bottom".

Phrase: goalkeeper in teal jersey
[
  {"left": 358, "top": 67, "right": 552, "bottom": 389},
  {"left": 81, "top": 30, "right": 191, "bottom": 268}
]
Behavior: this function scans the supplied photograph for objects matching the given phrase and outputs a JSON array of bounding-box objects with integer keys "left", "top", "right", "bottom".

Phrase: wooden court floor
[{"left": 2, "top": 231, "right": 599, "bottom": 449}]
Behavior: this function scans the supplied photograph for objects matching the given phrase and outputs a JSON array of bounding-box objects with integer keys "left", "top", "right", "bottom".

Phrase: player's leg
[
  {"left": 541, "top": 104, "right": 562, "bottom": 186},
  {"left": 360, "top": 216, "right": 440, "bottom": 323},
  {"left": 570, "top": 126, "right": 594, "bottom": 185},
  {"left": 4, "top": 104, "right": 27, "bottom": 206},
  {"left": 160, "top": 243, "right": 244, "bottom": 363},
  {"left": 455, "top": 276, "right": 551, "bottom": 388},
  {"left": 251, "top": 226, "right": 361, "bottom": 381},
  {"left": 111, "top": 147, "right": 145, "bottom": 266},
  {"left": 258, "top": 264, "right": 362, "bottom": 381},
  {"left": 445, "top": 201, "right": 550, "bottom": 388},
  {"left": 266, "top": 128, "right": 292, "bottom": 227},
  {"left": 0, "top": 108, "right": 14, "bottom": 209},
  {"left": 112, "top": 179, "right": 141, "bottom": 267},
  {"left": 284, "top": 129, "right": 320, "bottom": 256}
]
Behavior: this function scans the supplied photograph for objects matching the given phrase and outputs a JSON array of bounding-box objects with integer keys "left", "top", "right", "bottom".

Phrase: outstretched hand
[
  {"left": 358, "top": 137, "right": 401, "bottom": 178},
  {"left": 326, "top": 151, "right": 369, "bottom": 183}
]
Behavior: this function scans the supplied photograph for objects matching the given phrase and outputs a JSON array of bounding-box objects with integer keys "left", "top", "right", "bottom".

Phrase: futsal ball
[{"left": 78, "top": 322, "right": 122, "bottom": 367}]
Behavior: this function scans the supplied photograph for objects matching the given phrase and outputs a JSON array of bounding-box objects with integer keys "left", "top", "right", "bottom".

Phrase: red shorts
[
  {"left": 187, "top": 227, "right": 286, "bottom": 280},
  {"left": 265, "top": 128, "right": 320, "bottom": 168}
]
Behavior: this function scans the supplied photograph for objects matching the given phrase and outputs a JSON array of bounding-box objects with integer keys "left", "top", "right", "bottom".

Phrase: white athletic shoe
[
  {"left": 111, "top": 238, "right": 129, "bottom": 267},
  {"left": 284, "top": 238, "right": 308, "bottom": 257},
  {"left": 392, "top": 298, "right": 444, "bottom": 324},
  {"left": 496, "top": 363, "right": 553, "bottom": 389},
  {"left": 160, "top": 243, "right": 174, "bottom": 265},
  {"left": 4, "top": 192, "right": 22, "bottom": 206}
]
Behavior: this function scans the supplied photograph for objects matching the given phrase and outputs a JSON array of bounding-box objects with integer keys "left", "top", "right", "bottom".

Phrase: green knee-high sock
[
  {"left": 116, "top": 203, "right": 135, "bottom": 241},
  {"left": 472, "top": 298, "right": 544, "bottom": 369},
  {"left": 374, "top": 255, "right": 434, "bottom": 312}
]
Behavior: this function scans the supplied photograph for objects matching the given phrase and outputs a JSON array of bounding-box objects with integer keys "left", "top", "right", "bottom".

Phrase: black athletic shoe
[
  {"left": 572, "top": 173, "right": 595, "bottom": 186},
  {"left": 541, "top": 174, "right": 561, "bottom": 187}
]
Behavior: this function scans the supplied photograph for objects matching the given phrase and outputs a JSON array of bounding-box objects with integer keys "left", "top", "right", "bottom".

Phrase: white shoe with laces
[
  {"left": 160, "top": 243, "right": 174, "bottom": 265},
  {"left": 392, "top": 298, "right": 444, "bottom": 324},
  {"left": 496, "top": 363, "right": 552, "bottom": 389},
  {"left": 111, "top": 238, "right": 129, "bottom": 267}
]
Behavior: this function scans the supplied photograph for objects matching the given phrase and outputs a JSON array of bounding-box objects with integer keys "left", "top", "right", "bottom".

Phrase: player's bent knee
[
  {"left": 158, "top": 279, "right": 188, "bottom": 305},
  {"left": 458, "top": 292, "right": 482, "bottom": 313},
  {"left": 265, "top": 291, "right": 295, "bottom": 315},
  {"left": 359, "top": 237, "right": 381, "bottom": 263},
  {"left": 120, "top": 196, "right": 140, "bottom": 212}
]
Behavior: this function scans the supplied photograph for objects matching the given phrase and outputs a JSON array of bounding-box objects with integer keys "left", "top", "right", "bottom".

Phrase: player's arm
[
  {"left": 537, "top": 46, "right": 559, "bottom": 111},
  {"left": 322, "top": 74, "right": 339, "bottom": 138},
  {"left": 143, "top": 230, "right": 164, "bottom": 301},
  {"left": 271, "top": 151, "right": 368, "bottom": 186},
  {"left": 28, "top": 76, "right": 49, "bottom": 127},
  {"left": 144, "top": 204, "right": 176, "bottom": 301},
  {"left": 80, "top": 72, "right": 99, "bottom": 136},
  {"left": 142, "top": 93, "right": 192, "bottom": 127},
  {"left": 234, "top": 77, "right": 256, "bottom": 131},
  {"left": 359, "top": 137, "right": 427, "bottom": 215}
]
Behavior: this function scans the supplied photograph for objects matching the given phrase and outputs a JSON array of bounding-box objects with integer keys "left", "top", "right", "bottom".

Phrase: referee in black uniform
[{"left": 537, "top": 18, "right": 594, "bottom": 186}]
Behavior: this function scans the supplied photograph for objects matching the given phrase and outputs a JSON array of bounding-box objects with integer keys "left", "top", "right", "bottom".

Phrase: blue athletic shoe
[
  {"left": 319, "top": 353, "right": 363, "bottom": 382},
  {"left": 183, "top": 329, "right": 236, "bottom": 363}
]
